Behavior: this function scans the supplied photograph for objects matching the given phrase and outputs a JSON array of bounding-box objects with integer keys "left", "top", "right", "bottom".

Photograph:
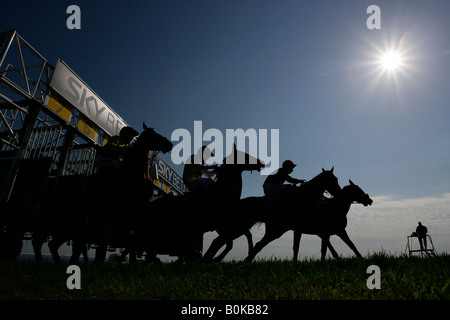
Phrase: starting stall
[{"left": 0, "top": 29, "right": 188, "bottom": 260}]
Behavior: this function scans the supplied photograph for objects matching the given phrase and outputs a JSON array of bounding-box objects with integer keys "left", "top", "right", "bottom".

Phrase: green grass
[{"left": 1, "top": 252, "right": 449, "bottom": 300}]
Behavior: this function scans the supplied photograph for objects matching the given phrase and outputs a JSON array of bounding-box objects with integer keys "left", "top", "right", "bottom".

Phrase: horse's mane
[
  {"left": 127, "top": 127, "right": 154, "bottom": 151},
  {"left": 126, "top": 126, "right": 172, "bottom": 157},
  {"left": 341, "top": 184, "right": 352, "bottom": 192},
  {"left": 297, "top": 170, "right": 327, "bottom": 192}
]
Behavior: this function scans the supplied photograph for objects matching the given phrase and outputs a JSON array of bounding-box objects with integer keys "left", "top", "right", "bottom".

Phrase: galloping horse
[
  {"left": 31, "top": 123, "right": 173, "bottom": 263},
  {"left": 130, "top": 145, "right": 264, "bottom": 262},
  {"left": 292, "top": 179, "right": 373, "bottom": 261},
  {"left": 202, "top": 167, "right": 341, "bottom": 262},
  {"left": 88, "top": 123, "right": 173, "bottom": 262}
]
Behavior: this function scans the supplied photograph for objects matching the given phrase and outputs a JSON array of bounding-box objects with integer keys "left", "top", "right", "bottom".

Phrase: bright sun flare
[{"left": 381, "top": 51, "right": 401, "bottom": 70}]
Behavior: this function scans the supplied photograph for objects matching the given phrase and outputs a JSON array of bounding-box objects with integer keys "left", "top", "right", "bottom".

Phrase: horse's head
[
  {"left": 140, "top": 122, "right": 173, "bottom": 154},
  {"left": 212, "top": 145, "right": 264, "bottom": 200},
  {"left": 315, "top": 166, "right": 341, "bottom": 197},
  {"left": 220, "top": 144, "right": 265, "bottom": 173},
  {"left": 345, "top": 179, "right": 373, "bottom": 206}
]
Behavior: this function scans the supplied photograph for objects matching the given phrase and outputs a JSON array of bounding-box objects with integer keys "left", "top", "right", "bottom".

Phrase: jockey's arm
[
  {"left": 194, "top": 164, "right": 217, "bottom": 178},
  {"left": 203, "top": 169, "right": 216, "bottom": 178},
  {"left": 286, "top": 175, "right": 306, "bottom": 185}
]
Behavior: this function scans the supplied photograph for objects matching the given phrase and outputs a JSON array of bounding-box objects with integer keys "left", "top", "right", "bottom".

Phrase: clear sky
[{"left": 3, "top": 0, "right": 449, "bottom": 260}]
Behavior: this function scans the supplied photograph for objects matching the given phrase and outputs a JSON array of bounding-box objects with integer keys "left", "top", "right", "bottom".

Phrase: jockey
[
  {"left": 182, "top": 146, "right": 217, "bottom": 192},
  {"left": 120, "top": 126, "right": 139, "bottom": 147},
  {"left": 94, "top": 126, "right": 139, "bottom": 173},
  {"left": 263, "top": 160, "right": 306, "bottom": 197},
  {"left": 117, "top": 126, "right": 152, "bottom": 180}
]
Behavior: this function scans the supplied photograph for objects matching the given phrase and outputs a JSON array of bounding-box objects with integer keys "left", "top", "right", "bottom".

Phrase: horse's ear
[
  {"left": 322, "top": 167, "right": 325, "bottom": 172},
  {"left": 331, "top": 166, "right": 334, "bottom": 172},
  {"left": 143, "top": 122, "right": 148, "bottom": 130},
  {"left": 349, "top": 179, "right": 355, "bottom": 186}
]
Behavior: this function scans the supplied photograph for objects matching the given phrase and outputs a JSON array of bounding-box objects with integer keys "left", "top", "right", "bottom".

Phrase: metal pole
[
  {"left": 0, "top": 101, "right": 41, "bottom": 204},
  {"left": 15, "top": 36, "right": 31, "bottom": 95},
  {"left": 0, "top": 29, "right": 16, "bottom": 70},
  {"left": 54, "top": 128, "right": 76, "bottom": 188}
]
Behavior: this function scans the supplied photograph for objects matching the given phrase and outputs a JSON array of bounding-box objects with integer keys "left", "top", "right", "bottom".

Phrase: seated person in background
[{"left": 416, "top": 221, "right": 428, "bottom": 251}]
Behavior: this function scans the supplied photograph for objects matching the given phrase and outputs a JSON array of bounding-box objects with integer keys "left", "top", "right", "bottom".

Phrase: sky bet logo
[{"left": 50, "top": 60, "right": 127, "bottom": 137}]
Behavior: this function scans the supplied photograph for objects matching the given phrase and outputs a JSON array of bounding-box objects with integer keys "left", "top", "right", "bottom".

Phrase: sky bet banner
[
  {"left": 49, "top": 59, "right": 127, "bottom": 138},
  {"left": 153, "top": 154, "right": 188, "bottom": 194}
]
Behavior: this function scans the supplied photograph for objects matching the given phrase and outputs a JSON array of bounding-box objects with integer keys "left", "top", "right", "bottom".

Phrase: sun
[
  {"left": 380, "top": 50, "right": 402, "bottom": 71},
  {"left": 347, "top": 28, "right": 424, "bottom": 108}
]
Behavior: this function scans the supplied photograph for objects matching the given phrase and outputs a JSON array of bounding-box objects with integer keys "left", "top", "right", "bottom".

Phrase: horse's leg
[
  {"left": 245, "top": 236, "right": 272, "bottom": 262},
  {"left": 48, "top": 236, "right": 67, "bottom": 263},
  {"left": 326, "top": 240, "right": 340, "bottom": 259},
  {"left": 244, "top": 226, "right": 285, "bottom": 262},
  {"left": 82, "top": 242, "right": 89, "bottom": 263},
  {"left": 118, "top": 249, "right": 129, "bottom": 262},
  {"left": 144, "top": 251, "right": 162, "bottom": 264},
  {"left": 70, "top": 240, "right": 81, "bottom": 264},
  {"left": 337, "top": 229, "right": 362, "bottom": 258},
  {"left": 31, "top": 234, "right": 45, "bottom": 262},
  {"left": 320, "top": 235, "right": 332, "bottom": 260},
  {"left": 213, "top": 241, "right": 233, "bottom": 263},
  {"left": 80, "top": 222, "right": 90, "bottom": 263},
  {"left": 205, "top": 229, "right": 253, "bottom": 262},
  {"left": 203, "top": 234, "right": 229, "bottom": 262},
  {"left": 244, "top": 229, "right": 253, "bottom": 254},
  {"left": 95, "top": 243, "right": 107, "bottom": 263},
  {"left": 3, "top": 228, "right": 24, "bottom": 260},
  {"left": 126, "top": 231, "right": 139, "bottom": 262},
  {"left": 94, "top": 226, "right": 108, "bottom": 263},
  {"left": 142, "top": 238, "right": 161, "bottom": 263},
  {"left": 128, "top": 249, "right": 137, "bottom": 263},
  {"left": 69, "top": 238, "right": 88, "bottom": 264},
  {"left": 203, "top": 236, "right": 224, "bottom": 262},
  {"left": 293, "top": 230, "right": 302, "bottom": 262}
]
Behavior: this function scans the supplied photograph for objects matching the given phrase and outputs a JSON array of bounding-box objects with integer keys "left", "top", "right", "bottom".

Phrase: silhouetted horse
[
  {"left": 130, "top": 145, "right": 264, "bottom": 262},
  {"left": 202, "top": 167, "right": 341, "bottom": 262},
  {"left": 242, "top": 167, "right": 341, "bottom": 262},
  {"left": 31, "top": 123, "right": 173, "bottom": 263},
  {"left": 292, "top": 179, "right": 373, "bottom": 261}
]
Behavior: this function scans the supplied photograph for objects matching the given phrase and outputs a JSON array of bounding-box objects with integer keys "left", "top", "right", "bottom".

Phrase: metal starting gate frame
[
  {"left": 0, "top": 30, "right": 191, "bottom": 258},
  {"left": 0, "top": 30, "right": 103, "bottom": 203}
]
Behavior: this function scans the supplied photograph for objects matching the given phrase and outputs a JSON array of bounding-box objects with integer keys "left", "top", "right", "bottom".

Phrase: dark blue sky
[{"left": 2, "top": 0, "right": 449, "bottom": 198}]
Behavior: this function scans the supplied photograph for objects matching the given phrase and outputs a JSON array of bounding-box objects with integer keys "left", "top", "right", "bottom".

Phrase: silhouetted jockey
[
  {"left": 182, "top": 146, "right": 217, "bottom": 192},
  {"left": 263, "top": 160, "right": 306, "bottom": 197},
  {"left": 94, "top": 126, "right": 139, "bottom": 173},
  {"left": 416, "top": 222, "right": 428, "bottom": 251}
]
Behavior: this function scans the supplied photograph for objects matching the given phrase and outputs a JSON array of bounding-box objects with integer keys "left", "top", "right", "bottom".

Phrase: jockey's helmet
[{"left": 282, "top": 160, "right": 297, "bottom": 169}]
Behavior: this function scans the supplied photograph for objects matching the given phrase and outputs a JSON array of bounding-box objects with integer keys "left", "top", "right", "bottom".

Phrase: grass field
[{"left": 1, "top": 252, "right": 448, "bottom": 300}]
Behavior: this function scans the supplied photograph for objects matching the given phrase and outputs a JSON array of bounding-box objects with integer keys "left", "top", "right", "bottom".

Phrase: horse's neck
[
  {"left": 329, "top": 188, "right": 353, "bottom": 216},
  {"left": 126, "top": 135, "right": 147, "bottom": 156},
  {"left": 216, "top": 168, "right": 243, "bottom": 199},
  {"left": 299, "top": 177, "right": 327, "bottom": 200},
  {"left": 121, "top": 137, "right": 151, "bottom": 180}
]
